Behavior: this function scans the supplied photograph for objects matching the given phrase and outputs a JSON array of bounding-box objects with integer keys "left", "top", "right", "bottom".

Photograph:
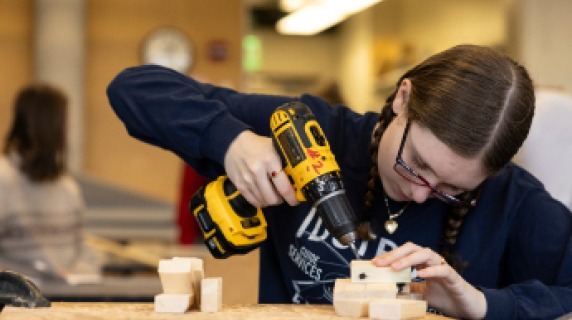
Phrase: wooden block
[
  {"left": 365, "top": 282, "right": 398, "bottom": 299},
  {"left": 201, "top": 277, "right": 222, "bottom": 313},
  {"left": 369, "top": 299, "right": 427, "bottom": 320},
  {"left": 334, "top": 278, "right": 397, "bottom": 300},
  {"left": 173, "top": 257, "right": 204, "bottom": 308},
  {"left": 333, "top": 278, "right": 367, "bottom": 299},
  {"left": 154, "top": 293, "right": 193, "bottom": 313},
  {"left": 350, "top": 260, "right": 411, "bottom": 284},
  {"left": 158, "top": 258, "right": 194, "bottom": 294},
  {"left": 159, "top": 272, "right": 194, "bottom": 294},
  {"left": 397, "top": 293, "right": 424, "bottom": 301},
  {"left": 333, "top": 298, "right": 369, "bottom": 318},
  {"left": 158, "top": 258, "right": 193, "bottom": 273}
]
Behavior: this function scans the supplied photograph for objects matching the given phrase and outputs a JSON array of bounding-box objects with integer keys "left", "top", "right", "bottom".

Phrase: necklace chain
[
  {"left": 383, "top": 194, "right": 410, "bottom": 234},
  {"left": 384, "top": 195, "right": 410, "bottom": 219}
]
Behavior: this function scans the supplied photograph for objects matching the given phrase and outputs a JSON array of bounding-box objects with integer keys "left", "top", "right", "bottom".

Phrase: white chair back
[{"left": 513, "top": 90, "right": 572, "bottom": 210}]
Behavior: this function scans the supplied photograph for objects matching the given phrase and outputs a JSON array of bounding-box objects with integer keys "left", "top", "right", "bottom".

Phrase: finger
[
  {"left": 271, "top": 170, "right": 299, "bottom": 206},
  {"left": 236, "top": 173, "right": 265, "bottom": 208},
  {"left": 416, "top": 263, "right": 454, "bottom": 280},
  {"left": 373, "top": 242, "right": 422, "bottom": 266},
  {"left": 239, "top": 183, "right": 264, "bottom": 208},
  {"left": 390, "top": 248, "right": 443, "bottom": 270},
  {"left": 251, "top": 169, "right": 282, "bottom": 206}
]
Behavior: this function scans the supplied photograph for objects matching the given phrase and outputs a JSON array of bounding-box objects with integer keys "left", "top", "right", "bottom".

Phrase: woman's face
[{"left": 377, "top": 80, "right": 488, "bottom": 204}]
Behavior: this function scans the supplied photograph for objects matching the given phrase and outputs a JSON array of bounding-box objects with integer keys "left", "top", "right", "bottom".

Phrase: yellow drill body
[{"left": 270, "top": 105, "right": 340, "bottom": 202}]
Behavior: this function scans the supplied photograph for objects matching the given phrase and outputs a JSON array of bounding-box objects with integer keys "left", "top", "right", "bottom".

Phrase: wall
[
  {"left": 397, "top": 0, "right": 508, "bottom": 55},
  {"left": 0, "top": 0, "right": 244, "bottom": 203},
  {"left": 509, "top": 0, "right": 572, "bottom": 92},
  {"left": 35, "top": 0, "right": 86, "bottom": 173},
  {"left": 248, "top": 0, "right": 509, "bottom": 113},
  {"left": 84, "top": 0, "right": 245, "bottom": 202},
  {"left": 338, "top": 8, "right": 376, "bottom": 113},
  {"left": 337, "top": 0, "right": 510, "bottom": 113},
  {"left": 4, "top": 0, "right": 572, "bottom": 207},
  {"left": 0, "top": 0, "right": 33, "bottom": 139},
  {"left": 247, "top": 29, "right": 339, "bottom": 97}
]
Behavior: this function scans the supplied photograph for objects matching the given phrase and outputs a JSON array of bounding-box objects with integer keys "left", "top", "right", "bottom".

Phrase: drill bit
[{"left": 349, "top": 241, "right": 361, "bottom": 260}]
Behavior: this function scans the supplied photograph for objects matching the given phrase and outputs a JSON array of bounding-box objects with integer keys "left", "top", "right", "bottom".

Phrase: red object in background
[{"left": 177, "top": 164, "right": 209, "bottom": 244}]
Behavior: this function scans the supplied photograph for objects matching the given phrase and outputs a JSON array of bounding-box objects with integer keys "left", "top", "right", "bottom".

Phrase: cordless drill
[{"left": 189, "top": 101, "right": 359, "bottom": 259}]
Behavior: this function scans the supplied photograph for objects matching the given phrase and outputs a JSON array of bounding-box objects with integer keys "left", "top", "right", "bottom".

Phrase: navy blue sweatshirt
[{"left": 107, "top": 65, "right": 572, "bottom": 319}]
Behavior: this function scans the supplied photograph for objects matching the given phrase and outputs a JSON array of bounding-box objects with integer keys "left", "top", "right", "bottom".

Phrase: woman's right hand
[
  {"left": 223, "top": 130, "right": 299, "bottom": 208},
  {"left": 373, "top": 242, "right": 487, "bottom": 319}
]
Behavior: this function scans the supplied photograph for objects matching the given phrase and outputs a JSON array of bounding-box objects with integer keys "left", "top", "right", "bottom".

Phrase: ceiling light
[
  {"left": 277, "top": 0, "right": 383, "bottom": 35},
  {"left": 280, "top": 0, "right": 310, "bottom": 12}
]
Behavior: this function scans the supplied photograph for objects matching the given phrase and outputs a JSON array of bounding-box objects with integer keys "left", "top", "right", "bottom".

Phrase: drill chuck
[
  {"left": 302, "top": 172, "right": 359, "bottom": 247},
  {"left": 313, "top": 191, "right": 358, "bottom": 246}
]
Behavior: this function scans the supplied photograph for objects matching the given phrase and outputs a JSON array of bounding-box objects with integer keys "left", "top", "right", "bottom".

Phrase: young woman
[
  {"left": 107, "top": 44, "right": 572, "bottom": 319},
  {"left": 0, "top": 84, "right": 101, "bottom": 282}
]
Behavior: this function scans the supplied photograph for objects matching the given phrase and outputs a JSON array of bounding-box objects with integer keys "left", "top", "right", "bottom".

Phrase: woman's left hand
[{"left": 372, "top": 242, "right": 487, "bottom": 319}]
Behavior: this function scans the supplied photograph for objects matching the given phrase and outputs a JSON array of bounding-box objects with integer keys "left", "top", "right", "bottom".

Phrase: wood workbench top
[{"left": 1, "top": 302, "right": 451, "bottom": 319}]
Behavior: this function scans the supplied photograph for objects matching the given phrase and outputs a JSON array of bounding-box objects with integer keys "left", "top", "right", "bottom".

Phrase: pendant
[{"left": 384, "top": 220, "right": 398, "bottom": 234}]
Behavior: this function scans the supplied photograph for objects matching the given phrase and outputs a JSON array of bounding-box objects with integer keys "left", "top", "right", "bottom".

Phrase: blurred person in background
[{"left": 0, "top": 83, "right": 101, "bottom": 283}]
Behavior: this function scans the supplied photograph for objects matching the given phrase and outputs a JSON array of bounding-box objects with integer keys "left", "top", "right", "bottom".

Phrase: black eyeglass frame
[{"left": 393, "top": 120, "right": 477, "bottom": 207}]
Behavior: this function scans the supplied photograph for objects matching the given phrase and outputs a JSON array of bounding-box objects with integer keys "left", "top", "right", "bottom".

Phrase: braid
[
  {"left": 358, "top": 91, "right": 398, "bottom": 241},
  {"left": 440, "top": 191, "right": 477, "bottom": 272}
]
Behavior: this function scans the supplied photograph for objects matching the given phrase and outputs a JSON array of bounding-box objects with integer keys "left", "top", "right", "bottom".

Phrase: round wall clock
[{"left": 141, "top": 27, "right": 193, "bottom": 73}]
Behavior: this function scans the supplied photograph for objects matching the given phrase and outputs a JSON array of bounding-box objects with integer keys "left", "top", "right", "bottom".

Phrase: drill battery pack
[{"left": 189, "top": 176, "right": 267, "bottom": 258}]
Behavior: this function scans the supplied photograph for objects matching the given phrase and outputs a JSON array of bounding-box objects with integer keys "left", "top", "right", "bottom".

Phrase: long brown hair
[
  {"left": 4, "top": 83, "right": 68, "bottom": 182},
  {"left": 361, "top": 44, "right": 535, "bottom": 270}
]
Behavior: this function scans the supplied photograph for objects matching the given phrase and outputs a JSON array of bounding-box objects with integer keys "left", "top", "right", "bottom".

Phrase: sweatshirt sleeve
[
  {"left": 106, "top": 65, "right": 292, "bottom": 178},
  {"left": 481, "top": 187, "right": 572, "bottom": 319}
]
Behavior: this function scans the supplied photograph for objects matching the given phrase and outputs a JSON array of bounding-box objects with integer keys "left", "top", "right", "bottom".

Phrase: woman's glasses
[{"left": 393, "top": 120, "right": 477, "bottom": 207}]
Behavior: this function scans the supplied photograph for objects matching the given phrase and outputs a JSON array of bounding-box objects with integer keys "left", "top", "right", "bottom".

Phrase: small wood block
[
  {"left": 158, "top": 257, "right": 193, "bottom": 273},
  {"left": 369, "top": 299, "right": 427, "bottom": 320},
  {"left": 397, "top": 293, "right": 425, "bottom": 301},
  {"left": 154, "top": 293, "right": 193, "bottom": 313},
  {"left": 333, "top": 278, "right": 367, "bottom": 299},
  {"left": 350, "top": 260, "right": 411, "bottom": 283},
  {"left": 173, "top": 257, "right": 204, "bottom": 308},
  {"left": 200, "top": 277, "right": 222, "bottom": 313},
  {"left": 365, "top": 282, "right": 398, "bottom": 299},
  {"left": 158, "top": 258, "right": 194, "bottom": 294},
  {"left": 333, "top": 298, "right": 369, "bottom": 318}
]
